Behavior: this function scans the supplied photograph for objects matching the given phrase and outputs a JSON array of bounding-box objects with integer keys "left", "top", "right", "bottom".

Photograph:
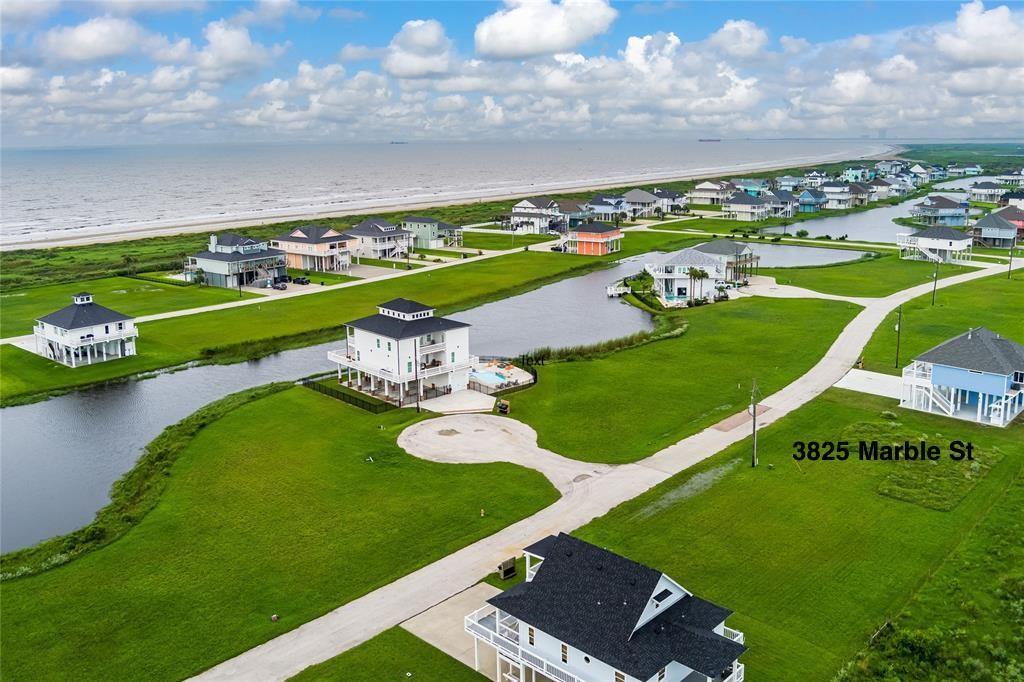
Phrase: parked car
[
  {"left": 550, "top": 245, "right": 564, "bottom": 252},
  {"left": 547, "top": 230, "right": 562, "bottom": 236},
  {"left": 293, "top": 276, "right": 311, "bottom": 285},
  {"left": 279, "top": 275, "right": 293, "bottom": 283},
  {"left": 272, "top": 282, "right": 288, "bottom": 291}
]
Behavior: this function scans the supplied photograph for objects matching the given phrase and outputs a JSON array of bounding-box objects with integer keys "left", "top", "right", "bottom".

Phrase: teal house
[{"left": 401, "top": 215, "right": 463, "bottom": 249}]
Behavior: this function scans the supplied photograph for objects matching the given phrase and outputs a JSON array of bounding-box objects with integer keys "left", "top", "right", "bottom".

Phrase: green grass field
[
  {"left": 286, "top": 268, "right": 361, "bottom": 285},
  {"left": 0, "top": 232, "right": 701, "bottom": 406},
  {"left": 576, "top": 388, "right": 1024, "bottom": 680},
  {"left": 291, "top": 627, "right": 486, "bottom": 681},
  {"left": 0, "top": 387, "right": 557, "bottom": 680},
  {"left": 761, "top": 254, "right": 974, "bottom": 297},
  {"left": 353, "top": 257, "right": 425, "bottom": 269},
  {"left": 861, "top": 273, "right": 1024, "bottom": 374},
  {"left": 511, "top": 297, "right": 861, "bottom": 463},
  {"left": 461, "top": 232, "right": 553, "bottom": 250},
  {"left": 0, "top": 276, "right": 258, "bottom": 337}
]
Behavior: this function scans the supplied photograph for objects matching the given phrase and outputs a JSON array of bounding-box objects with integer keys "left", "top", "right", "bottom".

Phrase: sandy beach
[{"left": 1, "top": 144, "right": 902, "bottom": 251}]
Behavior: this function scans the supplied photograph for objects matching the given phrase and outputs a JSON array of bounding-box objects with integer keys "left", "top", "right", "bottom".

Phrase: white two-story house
[
  {"left": 821, "top": 182, "right": 852, "bottom": 209},
  {"left": 466, "top": 534, "right": 747, "bottom": 682},
  {"left": 34, "top": 292, "right": 138, "bottom": 367},
  {"left": 722, "top": 192, "right": 770, "bottom": 221},
  {"left": 512, "top": 197, "right": 562, "bottom": 233},
  {"left": 688, "top": 181, "right": 736, "bottom": 206},
  {"left": 644, "top": 248, "right": 728, "bottom": 306},
  {"left": 327, "top": 299, "right": 471, "bottom": 405},
  {"left": 346, "top": 218, "right": 413, "bottom": 260}
]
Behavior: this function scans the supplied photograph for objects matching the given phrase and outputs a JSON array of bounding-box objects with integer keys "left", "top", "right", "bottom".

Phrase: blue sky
[{"left": 2, "top": 1, "right": 1023, "bottom": 146}]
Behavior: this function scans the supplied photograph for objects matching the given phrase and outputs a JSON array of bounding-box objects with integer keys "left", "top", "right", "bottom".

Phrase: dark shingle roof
[
  {"left": 724, "top": 192, "right": 767, "bottom": 206},
  {"left": 917, "top": 327, "right": 1024, "bottom": 375},
  {"left": 346, "top": 314, "right": 468, "bottom": 339},
  {"left": 996, "top": 205, "right": 1024, "bottom": 220},
  {"left": 346, "top": 218, "right": 410, "bottom": 238},
  {"left": 910, "top": 226, "right": 971, "bottom": 241},
  {"left": 38, "top": 299, "right": 133, "bottom": 329},
  {"left": 766, "top": 189, "right": 796, "bottom": 202},
  {"left": 556, "top": 200, "right": 589, "bottom": 214},
  {"left": 800, "top": 189, "right": 827, "bottom": 200},
  {"left": 489, "top": 535, "right": 744, "bottom": 680},
  {"left": 274, "top": 225, "right": 352, "bottom": 244},
  {"left": 915, "top": 195, "right": 965, "bottom": 210},
  {"left": 519, "top": 196, "right": 555, "bottom": 209},
  {"left": 215, "top": 233, "right": 262, "bottom": 247},
  {"left": 972, "top": 181, "right": 1003, "bottom": 189},
  {"left": 192, "top": 248, "right": 284, "bottom": 262},
  {"left": 572, "top": 221, "right": 620, "bottom": 234},
  {"left": 694, "top": 239, "right": 752, "bottom": 256},
  {"left": 380, "top": 298, "right": 433, "bottom": 314},
  {"left": 973, "top": 212, "right": 1018, "bottom": 231}
]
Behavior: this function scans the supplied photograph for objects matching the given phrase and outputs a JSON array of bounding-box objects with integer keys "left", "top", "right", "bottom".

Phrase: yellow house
[{"left": 271, "top": 225, "right": 355, "bottom": 272}]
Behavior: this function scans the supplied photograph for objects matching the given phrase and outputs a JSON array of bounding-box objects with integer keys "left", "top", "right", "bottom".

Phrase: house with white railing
[
  {"left": 327, "top": 298, "right": 471, "bottom": 405},
  {"left": 34, "top": 293, "right": 138, "bottom": 367},
  {"left": 466, "top": 534, "right": 746, "bottom": 682},
  {"left": 186, "top": 233, "right": 287, "bottom": 289},
  {"left": 901, "top": 327, "right": 1024, "bottom": 428},
  {"left": 346, "top": 218, "right": 413, "bottom": 259},
  {"left": 644, "top": 248, "right": 727, "bottom": 307},
  {"left": 896, "top": 226, "right": 972, "bottom": 263}
]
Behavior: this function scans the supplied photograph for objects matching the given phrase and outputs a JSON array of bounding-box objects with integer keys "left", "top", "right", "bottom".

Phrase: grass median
[{"left": 761, "top": 253, "right": 975, "bottom": 297}]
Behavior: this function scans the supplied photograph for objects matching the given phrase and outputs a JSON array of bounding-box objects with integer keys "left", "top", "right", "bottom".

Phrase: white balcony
[
  {"left": 37, "top": 326, "right": 138, "bottom": 348},
  {"left": 419, "top": 341, "right": 446, "bottom": 354},
  {"left": 328, "top": 349, "right": 469, "bottom": 381},
  {"left": 722, "top": 662, "right": 745, "bottom": 682},
  {"left": 722, "top": 626, "right": 745, "bottom": 645},
  {"left": 465, "top": 607, "right": 582, "bottom": 682}
]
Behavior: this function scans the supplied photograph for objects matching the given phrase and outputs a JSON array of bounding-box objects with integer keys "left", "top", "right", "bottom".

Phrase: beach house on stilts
[{"left": 34, "top": 293, "right": 138, "bottom": 367}]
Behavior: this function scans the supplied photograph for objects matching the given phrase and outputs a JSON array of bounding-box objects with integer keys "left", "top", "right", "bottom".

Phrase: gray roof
[
  {"left": 346, "top": 218, "right": 411, "bottom": 238},
  {"left": 556, "top": 200, "right": 589, "bottom": 214},
  {"left": 724, "top": 192, "right": 767, "bottom": 206},
  {"left": 403, "top": 215, "right": 460, "bottom": 230},
  {"left": 996, "top": 205, "right": 1024, "bottom": 220},
  {"left": 766, "top": 189, "right": 796, "bottom": 203},
  {"left": 652, "top": 188, "right": 684, "bottom": 199},
  {"left": 910, "top": 226, "right": 971, "bottom": 241},
  {"left": 821, "top": 181, "right": 849, "bottom": 189},
  {"left": 799, "top": 189, "right": 827, "bottom": 200},
  {"left": 346, "top": 311, "right": 468, "bottom": 339},
  {"left": 571, "top": 221, "right": 620, "bottom": 234},
  {"left": 214, "top": 233, "right": 263, "bottom": 247},
  {"left": 38, "top": 298, "right": 133, "bottom": 329},
  {"left": 488, "top": 534, "right": 744, "bottom": 680},
  {"left": 917, "top": 327, "right": 1024, "bottom": 375},
  {"left": 915, "top": 195, "right": 965, "bottom": 210},
  {"left": 274, "top": 225, "right": 352, "bottom": 244},
  {"left": 623, "top": 188, "right": 659, "bottom": 203},
  {"left": 379, "top": 298, "right": 432, "bottom": 314},
  {"left": 848, "top": 182, "right": 871, "bottom": 194},
  {"left": 518, "top": 196, "right": 556, "bottom": 209},
  {"left": 972, "top": 181, "right": 1003, "bottom": 189},
  {"left": 973, "top": 212, "right": 1018, "bottom": 231},
  {"left": 658, "top": 247, "right": 725, "bottom": 270},
  {"left": 192, "top": 248, "right": 284, "bottom": 263},
  {"left": 693, "top": 239, "right": 753, "bottom": 257}
]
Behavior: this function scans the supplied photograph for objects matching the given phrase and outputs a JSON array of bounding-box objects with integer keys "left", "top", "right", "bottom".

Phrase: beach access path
[{"left": 194, "top": 258, "right": 1017, "bottom": 682}]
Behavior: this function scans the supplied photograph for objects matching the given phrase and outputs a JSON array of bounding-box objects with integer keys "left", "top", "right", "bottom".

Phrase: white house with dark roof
[
  {"left": 327, "top": 299, "right": 471, "bottom": 405},
  {"left": 623, "top": 189, "right": 660, "bottom": 218},
  {"left": 897, "top": 225, "right": 973, "bottom": 263},
  {"left": 971, "top": 211, "right": 1019, "bottom": 248},
  {"left": 692, "top": 239, "right": 760, "bottom": 280},
  {"left": 821, "top": 182, "right": 852, "bottom": 210},
  {"left": 652, "top": 188, "right": 686, "bottom": 213},
  {"left": 802, "top": 169, "right": 830, "bottom": 188},
  {"left": 901, "top": 327, "right": 1024, "bottom": 427},
  {"left": 270, "top": 225, "right": 354, "bottom": 272},
  {"left": 995, "top": 169, "right": 1024, "bottom": 187},
  {"left": 687, "top": 181, "right": 736, "bottom": 206},
  {"left": 34, "top": 293, "right": 138, "bottom": 367},
  {"left": 346, "top": 218, "right": 413, "bottom": 260},
  {"left": 186, "top": 233, "right": 287, "bottom": 289},
  {"left": 909, "top": 195, "right": 969, "bottom": 227},
  {"left": 644, "top": 248, "right": 728, "bottom": 306},
  {"left": 466, "top": 534, "right": 746, "bottom": 682},
  {"left": 762, "top": 189, "right": 797, "bottom": 218},
  {"left": 775, "top": 175, "right": 804, "bottom": 192},
  {"left": 587, "top": 195, "right": 629, "bottom": 222},
  {"left": 968, "top": 182, "right": 1006, "bottom": 203},
  {"left": 722, "top": 192, "right": 770, "bottom": 221},
  {"left": 512, "top": 197, "right": 561, "bottom": 233}
]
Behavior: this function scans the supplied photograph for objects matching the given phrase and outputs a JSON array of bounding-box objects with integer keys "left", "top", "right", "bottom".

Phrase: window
[
  {"left": 614, "top": 672, "right": 625, "bottom": 682},
  {"left": 450, "top": 352, "right": 455, "bottom": 363},
  {"left": 376, "top": 339, "right": 381, "bottom": 349},
  {"left": 117, "top": 322, "right": 124, "bottom": 331},
  {"left": 387, "top": 341, "right": 392, "bottom": 351},
  {"left": 104, "top": 325, "right": 110, "bottom": 334},
  {"left": 561, "top": 644, "right": 568, "bottom": 664},
  {"left": 658, "top": 668, "right": 666, "bottom": 681},
  {"left": 407, "top": 361, "right": 412, "bottom": 373},
  {"left": 528, "top": 627, "right": 534, "bottom": 646}
]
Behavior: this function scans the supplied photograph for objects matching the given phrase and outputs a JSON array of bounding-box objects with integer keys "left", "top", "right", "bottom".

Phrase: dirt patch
[
  {"left": 631, "top": 459, "right": 740, "bottom": 520},
  {"left": 438, "top": 429, "right": 460, "bottom": 436}
]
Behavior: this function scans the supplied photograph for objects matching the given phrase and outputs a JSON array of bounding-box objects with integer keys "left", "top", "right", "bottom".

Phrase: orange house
[
  {"left": 566, "top": 222, "right": 623, "bottom": 256},
  {"left": 271, "top": 225, "right": 355, "bottom": 272}
]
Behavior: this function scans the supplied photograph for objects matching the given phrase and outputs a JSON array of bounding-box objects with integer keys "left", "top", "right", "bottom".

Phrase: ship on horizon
[{"left": 698, "top": 138, "right": 721, "bottom": 142}]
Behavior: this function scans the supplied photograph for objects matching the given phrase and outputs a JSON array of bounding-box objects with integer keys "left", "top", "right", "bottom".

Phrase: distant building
[
  {"left": 327, "top": 299, "right": 471, "bottom": 405},
  {"left": 909, "top": 195, "right": 969, "bottom": 227},
  {"left": 651, "top": 188, "right": 687, "bottom": 213},
  {"left": 847, "top": 182, "right": 872, "bottom": 207},
  {"left": 511, "top": 197, "right": 561, "bottom": 233},
  {"left": 271, "top": 225, "right": 355, "bottom": 272},
  {"left": 901, "top": 327, "right": 1024, "bottom": 428},
  {"left": 802, "top": 169, "right": 830, "bottom": 188},
  {"left": 728, "top": 178, "right": 769, "bottom": 196},
  {"left": 34, "top": 293, "right": 138, "bottom": 367},
  {"left": 692, "top": 239, "right": 760, "bottom": 279},
  {"left": 688, "top": 180, "right": 736, "bottom": 205},
  {"left": 564, "top": 221, "right": 623, "bottom": 256},
  {"left": 897, "top": 225, "right": 973, "bottom": 263},
  {"left": 775, "top": 175, "right": 804, "bottom": 192},
  {"left": 644, "top": 248, "right": 728, "bottom": 306},
  {"left": 999, "top": 191, "right": 1024, "bottom": 208},
  {"left": 186, "top": 233, "right": 286, "bottom": 289},
  {"left": 971, "top": 211, "right": 1018, "bottom": 249},
  {"left": 722, "top": 192, "right": 770, "bottom": 221},
  {"left": 797, "top": 188, "right": 828, "bottom": 213},
  {"left": 995, "top": 168, "right": 1024, "bottom": 187},
  {"left": 401, "top": 216, "right": 463, "bottom": 249},
  {"left": 842, "top": 166, "right": 874, "bottom": 183},
  {"left": 346, "top": 218, "right": 413, "bottom": 259},
  {"left": 555, "top": 200, "right": 596, "bottom": 229},
  {"left": 867, "top": 177, "right": 894, "bottom": 199},
  {"left": 969, "top": 182, "right": 1008, "bottom": 203},
  {"left": 762, "top": 189, "right": 797, "bottom": 218},
  {"left": 821, "top": 182, "right": 852, "bottom": 210},
  {"left": 874, "top": 160, "right": 906, "bottom": 177},
  {"left": 465, "top": 534, "right": 747, "bottom": 682},
  {"left": 586, "top": 195, "right": 629, "bottom": 222},
  {"left": 623, "top": 188, "right": 660, "bottom": 218}
]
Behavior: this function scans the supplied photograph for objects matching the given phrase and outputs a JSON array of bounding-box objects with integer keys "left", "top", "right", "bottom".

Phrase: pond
[{"left": 0, "top": 242, "right": 868, "bottom": 552}]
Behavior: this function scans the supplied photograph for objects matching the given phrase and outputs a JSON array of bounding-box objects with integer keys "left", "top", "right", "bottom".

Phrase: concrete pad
[
  {"left": 421, "top": 389, "right": 496, "bottom": 414},
  {"left": 349, "top": 264, "right": 404, "bottom": 278},
  {"left": 401, "top": 583, "right": 501, "bottom": 680},
  {"left": 835, "top": 368, "right": 902, "bottom": 400}
]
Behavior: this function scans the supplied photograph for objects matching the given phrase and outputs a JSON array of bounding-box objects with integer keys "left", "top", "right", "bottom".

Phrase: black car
[
  {"left": 550, "top": 245, "right": 564, "bottom": 252},
  {"left": 293, "top": 276, "right": 311, "bottom": 285},
  {"left": 271, "top": 282, "right": 287, "bottom": 291}
]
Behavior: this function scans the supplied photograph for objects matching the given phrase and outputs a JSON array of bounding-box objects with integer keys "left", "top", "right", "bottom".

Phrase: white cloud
[
  {"left": 873, "top": 54, "right": 917, "bottom": 82},
  {"left": 382, "top": 19, "right": 453, "bottom": 78},
  {"left": 195, "top": 20, "right": 285, "bottom": 83},
  {"left": 38, "top": 17, "right": 150, "bottom": 62},
  {"left": 481, "top": 95, "right": 505, "bottom": 125},
  {"left": 0, "top": 0, "right": 60, "bottom": 28},
  {"left": 91, "top": 1, "right": 207, "bottom": 15},
  {"left": 149, "top": 65, "right": 195, "bottom": 91},
  {"left": 779, "top": 35, "right": 809, "bottom": 54},
  {"left": 339, "top": 44, "right": 383, "bottom": 61},
  {"left": 234, "top": 0, "right": 320, "bottom": 26},
  {"left": 0, "top": 65, "right": 39, "bottom": 94},
  {"left": 432, "top": 94, "right": 468, "bottom": 112},
  {"left": 707, "top": 19, "right": 768, "bottom": 58},
  {"left": 169, "top": 89, "right": 219, "bottom": 111},
  {"left": 475, "top": 0, "right": 617, "bottom": 59},
  {"left": 934, "top": 0, "right": 1024, "bottom": 66}
]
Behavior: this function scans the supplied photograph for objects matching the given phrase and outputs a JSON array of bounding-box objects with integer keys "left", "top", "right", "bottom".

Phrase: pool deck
[{"left": 420, "top": 389, "right": 496, "bottom": 414}]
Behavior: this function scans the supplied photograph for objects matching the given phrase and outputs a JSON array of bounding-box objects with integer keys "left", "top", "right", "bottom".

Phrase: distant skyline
[{"left": 2, "top": 0, "right": 1023, "bottom": 147}]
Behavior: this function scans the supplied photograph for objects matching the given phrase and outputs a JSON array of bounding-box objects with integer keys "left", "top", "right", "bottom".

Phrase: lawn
[
  {"left": 0, "top": 387, "right": 558, "bottom": 680},
  {"left": 0, "top": 231, "right": 702, "bottom": 406},
  {"left": 461, "top": 232, "right": 553, "bottom": 251},
  {"left": 353, "top": 256, "right": 425, "bottom": 269},
  {"left": 760, "top": 253, "right": 975, "bottom": 297},
  {"left": 412, "top": 247, "right": 469, "bottom": 259},
  {"left": 576, "top": 388, "right": 1024, "bottom": 681},
  {"left": 0, "top": 276, "right": 257, "bottom": 337},
  {"left": 286, "top": 268, "right": 361, "bottom": 286},
  {"left": 861, "top": 273, "right": 1024, "bottom": 374},
  {"left": 291, "top": 627, "right": 486, "bottom": 681},
  {"left": 511, "top": 297, "right": 861, "bottom": 463}
]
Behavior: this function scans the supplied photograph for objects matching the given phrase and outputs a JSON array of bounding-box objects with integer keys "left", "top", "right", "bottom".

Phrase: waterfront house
[
  {"left": 887, "top": 175, "right": 915, "bottom": 196},
  {"left": 346, "top": 218, "right": 413, "bottom": 260},
  {"left": 909, "top": 163, "right": 932, "bottom": 183},
  {"left": 797, "top": 188, "right": 828, "bottom": 213},
  {"left": 587, "top": 195, "right": 629, "bottom": 222},
  {"left": 848, "top": 182, "right": 872, "bottom": 207},
  {"left": 692, "top": 239, "right": 760, "bottom": 279},
  {"left": 651, "top": 188, "right": 686, "bottom": 213},
  {"left": 929, "top": 165, "right": 948, "bottom": 181},
  {"left": 909, "top": 195, "right": 969, "bottom": 227},
  {"left": 897, "top": 225, "right": 972, "bottom": 263},
  {"left": 512, "top": 197, "right": 562, "bottom": 233},
  {"left": 875, "top": 160, "right": 906, "bottom": 177},
  {"left": 803, "top": 169, "right": 830, "bottom": 188},
  {"left": 763, "top": 189, "right": 797, "bottom": 218},
  {"left": 688, "top": 181, "right": 736, "bottom": 206},
  {"left": 996, "top": 169, "right": 1024, "bottom": 187},
  {"left": 327, "top": 298, "right": 471, "bottom": 405},
  {"left": 564, "top": 221, "right": 623, "bottom": 256},
  {"left": 556, "top": 200, "right": 595, "bottom": 228},
  {"left": 722, "top": 192, "right": 770, "bottom": 221},
  {"left": 466, "top": 533, "right": 747, "bottom": 682},
  {"left": 186, "top": 233, "right": 286, "bottom": 289},
  {"left": 821, "top": 181, "right": 853, "bottom": 210},
  {"left": 971, "top": 211, "right": 1019, "bottom": 248},
  {"left": 729, "top": 178, "right": 769, "bottom": 196},
  {"left": 402, "top": 215, "right": 463, "bottom": 249},
  {"left": 998, "top": 191, "right": 1024, "bottom": 208},
  {"left": 644, "top": 248, "right": 728, "bottom": 306},
  {"left": 623, "top": 189, "right": 660, "bottom": 218},
  {"left": 969, "top": 181, "right": 1007, "bottom": 203},
  {"left": 271, "top": 225, "right": 355, "bottom": 272},
  {"left": 775, "top": 175, "right": 804, "bottom": 192},
  {"left": 992, "top": 205, "right": 1024, "bottom": 232},
  {"left": 842, "top": 166, "right": 874, "bottom": 183},
  {"left": 946, "top": 163, "right": 983, "bottom": 177},
  {"left": 34, "top": 293, "right": 138, "bottom": 367},
  {"left": 901, "top": 327, "right": 1024, "bottom": 428},
  {"left": 867, "top": 177, "right": 893, "bottom": 200}
]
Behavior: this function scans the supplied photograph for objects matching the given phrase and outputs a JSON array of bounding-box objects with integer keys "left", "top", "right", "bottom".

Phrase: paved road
[{"left": 194, "top": 260, "right": 1018, "bottom": 681}]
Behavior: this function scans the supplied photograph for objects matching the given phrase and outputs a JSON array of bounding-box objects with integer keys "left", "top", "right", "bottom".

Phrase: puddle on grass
[{"left": 631, "top": 458, "right": 741, "bottom": 520}]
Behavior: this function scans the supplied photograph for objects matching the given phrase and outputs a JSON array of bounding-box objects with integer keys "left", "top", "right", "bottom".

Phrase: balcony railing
[
  {"left": 723, "top": 662, "right": 746, "bottom": 682},
  {"left": 723, "top": 626, "right": 745, "bottom": 644},
  {"left": 419, "top": 341, "right": 445, "bottom": 354},
  {"left": 465, "top": 607, "right": 582, "bottom": 682},
  {"left": 329, "top": 350, "right": 470, "bottom": 381},
  {"left": 37, "top": 326, "right": 138, "bottom": 347}
]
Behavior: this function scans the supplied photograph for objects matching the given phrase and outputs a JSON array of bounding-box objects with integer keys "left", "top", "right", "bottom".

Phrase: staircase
[{"left": 928, "top": 386, "right": 954, "bottom": 416}]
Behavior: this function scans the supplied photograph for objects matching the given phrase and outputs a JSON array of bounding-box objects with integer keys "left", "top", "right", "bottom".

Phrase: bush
[{"left": 796, "top": 229, "right": 810, "bottom": 238}]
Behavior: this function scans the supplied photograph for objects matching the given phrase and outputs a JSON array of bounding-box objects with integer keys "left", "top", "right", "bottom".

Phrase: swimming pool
[{"left": 470, "top": 370, "right": 507, "bottom": 386}]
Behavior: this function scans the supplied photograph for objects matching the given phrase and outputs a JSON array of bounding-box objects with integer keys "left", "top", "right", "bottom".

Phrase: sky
[{"left": 1, "top": 0, "right": 1023, "bottom": 147}]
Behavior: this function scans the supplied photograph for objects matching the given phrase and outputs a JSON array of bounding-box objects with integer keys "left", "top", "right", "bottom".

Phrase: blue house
[
  {"left": 909, "top": 195, "right": 969, "bottom": 227},
  {"left": 729, "top": 178, "right": 769, "bottom": 196},
  {"left": 901, "top": 327, "right": 1024, "bottom": 428},
  {"left": 797, "top": 188, "right": 827, "bottom": 213}
]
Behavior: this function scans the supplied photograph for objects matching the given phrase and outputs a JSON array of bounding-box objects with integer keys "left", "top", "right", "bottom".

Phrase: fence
[
  {"left": 125, "top": 273, "right": 195, "bottom": 287},
  {"left": 300, "top": 377, "right": 396, "bottom": 414},
  {"left": 471, "top": 356, "right": 540, "bottom": 398}
]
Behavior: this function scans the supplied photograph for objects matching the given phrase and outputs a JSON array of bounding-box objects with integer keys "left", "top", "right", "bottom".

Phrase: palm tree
[
  {"left": 686, "top": 267, "right": 701, "bottom": 303},
  {"left": 121, "top": 254, "right": 137, "bottom": 275},
  {"left": 695, "top": 268, "right": 710, "bottom": 299}
]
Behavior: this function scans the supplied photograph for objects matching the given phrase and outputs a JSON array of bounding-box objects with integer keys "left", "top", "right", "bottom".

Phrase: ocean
[{"left": 0, "top": 139, "right": 892, "bottom": 246}]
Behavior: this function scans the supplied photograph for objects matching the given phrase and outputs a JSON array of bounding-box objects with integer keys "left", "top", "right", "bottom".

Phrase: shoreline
[{"left": 0, "top": 144, "right": 903, "bottom": 251}]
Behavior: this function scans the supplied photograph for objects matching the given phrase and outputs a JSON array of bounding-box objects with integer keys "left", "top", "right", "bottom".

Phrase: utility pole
[
  {"left": 894, "top": 305, "right": 902, "bottom": 369},
  {"left": 930, "top": 260, "right": 939, "bottom": 306},
  {"left": 1009, "top": 238, "right": 1016, "bottom": 280},
  {"left": 414, "top": 338, "right": 421, "bottom": 413},
  {"left": 749, "top": 379, "right": 760, "bottom": 468}
]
